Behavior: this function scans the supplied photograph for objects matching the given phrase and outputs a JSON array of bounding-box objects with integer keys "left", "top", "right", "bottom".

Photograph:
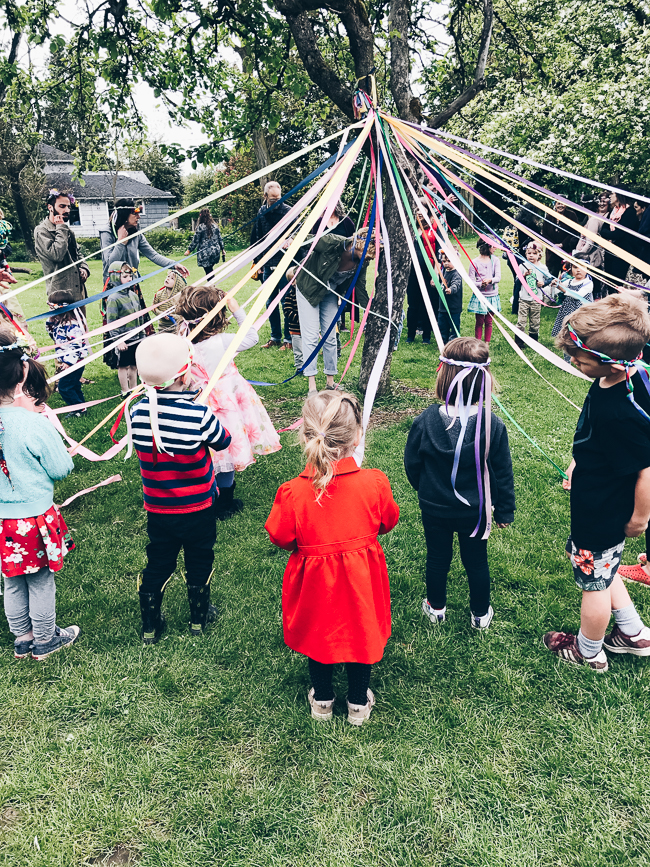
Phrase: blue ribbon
[{"left": 27, "top": 255, "right": 194, "bottom": 322}]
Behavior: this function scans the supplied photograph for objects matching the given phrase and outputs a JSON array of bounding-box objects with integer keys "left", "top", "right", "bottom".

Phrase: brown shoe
[
  {"left": 543, "top": 631, "right": 608, "bottom": 672},
  {"left": 603, "top": 624, "right": 650, "bottom": 656},
  {"left": 261, "top": 339, "right": 281, "bottom": 349},
  {"left": 278, "top": 342, "right": 292, "bottom": 351}
]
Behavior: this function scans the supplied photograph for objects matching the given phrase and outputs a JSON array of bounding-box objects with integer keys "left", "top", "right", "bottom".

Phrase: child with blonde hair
[
  {"left": 176, "top": 283, "right": 281, "bottom": 519},
  {"left": 265, "top": 391, "right": 399, "bottom": 725}
]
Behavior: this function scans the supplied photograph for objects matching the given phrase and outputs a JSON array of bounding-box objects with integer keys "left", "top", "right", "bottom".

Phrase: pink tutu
[{"left": 191, "top": 361, "right": 281, "bottom": 474}]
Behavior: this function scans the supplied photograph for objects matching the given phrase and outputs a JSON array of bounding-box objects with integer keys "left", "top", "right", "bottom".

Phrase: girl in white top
[{"left": 176, "top": 284, "right": 281, "bottom": 519}]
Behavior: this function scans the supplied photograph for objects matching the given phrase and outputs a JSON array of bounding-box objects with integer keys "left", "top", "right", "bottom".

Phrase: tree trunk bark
[
  {"left": 357, "top": 167, "right": 411, "bottom": 394},
  {"left": 9, "top": 171, "right": 36, "bottom": 256},
  {"left": 252, "top": 129, "right": 272, "bottom": 192}
]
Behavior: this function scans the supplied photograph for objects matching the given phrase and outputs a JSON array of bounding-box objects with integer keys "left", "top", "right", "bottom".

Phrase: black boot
[
  {"left": 215, "top": 483, "right": 244, "bottom": 521},
  {"left": 515, "top": 335, "right": 525, "bottom": 349},
  {"left": 529, "top": 332, "right": 539, "bottom": 342},
  {"left": 139, "top": 590, "right": 166, "bottom": 645},
  {"left": 187, "top": 581, "right": 218, "bottom": 636}
]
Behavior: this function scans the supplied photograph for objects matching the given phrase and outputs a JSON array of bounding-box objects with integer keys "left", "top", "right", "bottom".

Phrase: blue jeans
[
  {"left": 296, "top": 288, "right": 339, "bottom": 377},
  {"left": 437, "top": 311, "right": 461, "bottom": 345},
  {"left": 263, "top": 266, "right": 291, "bottom": 343},
  {"left": 58, "top": 364, "right": 85, "bottom": 407}
]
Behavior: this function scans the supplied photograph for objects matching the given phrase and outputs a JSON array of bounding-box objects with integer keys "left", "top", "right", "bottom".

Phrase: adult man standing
[
  {"left": 99, "top": 199, "right": 189, "bottom": 285},
  {"left": 250, "top": 181, "right": 292, "bottom": 350},
  {"left": 34, "top": 189, "right": 89, "bottom": 301}
]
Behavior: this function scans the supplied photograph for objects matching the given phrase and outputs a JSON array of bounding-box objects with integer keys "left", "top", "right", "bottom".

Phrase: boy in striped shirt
[{"left": 131, "top": 333, "right": 231, "bottom": 644}]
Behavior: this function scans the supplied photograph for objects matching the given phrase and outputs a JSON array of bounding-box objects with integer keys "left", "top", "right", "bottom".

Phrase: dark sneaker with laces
[
  {"left": 14, "top": 639, "right": 33, "bottom": 660},
  {"left": 603, "top": 624, "right": 650, "bottom": 656},
  {"left": 543, "top": 630, "right": 608, "bottom": 672},
  {"left": 32, "top": 625, "right": 80, "bottom": 661}
]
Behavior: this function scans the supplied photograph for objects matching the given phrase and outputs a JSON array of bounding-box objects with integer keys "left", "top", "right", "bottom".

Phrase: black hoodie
[{"left": 404, "top": 404, "right": 515, "bottom": 525}]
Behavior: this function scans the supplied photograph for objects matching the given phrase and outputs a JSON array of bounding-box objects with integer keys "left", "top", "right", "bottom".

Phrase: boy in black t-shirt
[{"left": 544, "top": 293, "right": 650, "bottom": 671}]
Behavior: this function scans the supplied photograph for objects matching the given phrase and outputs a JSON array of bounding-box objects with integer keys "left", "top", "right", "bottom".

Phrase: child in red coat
[{"left": 265, "top": 391, "right": 399, "bottom": 725}]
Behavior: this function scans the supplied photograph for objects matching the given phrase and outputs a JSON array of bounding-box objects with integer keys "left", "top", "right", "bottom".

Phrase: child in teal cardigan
[{"left": 0, "top": 330, "right": 80, "bottom": 661}]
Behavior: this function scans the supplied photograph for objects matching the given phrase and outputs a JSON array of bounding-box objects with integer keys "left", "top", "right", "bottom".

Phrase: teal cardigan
[{"left": 0, "top": 407, "right": 74, "bottom": 519}]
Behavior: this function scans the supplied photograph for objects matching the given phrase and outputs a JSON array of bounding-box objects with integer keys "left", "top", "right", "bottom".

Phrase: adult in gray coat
[
  {"left": 34, "top": 190, "right": 89, "bottom": 301},
  {"left": 98, "top": 198, "right": 189, "bottom": 285}
]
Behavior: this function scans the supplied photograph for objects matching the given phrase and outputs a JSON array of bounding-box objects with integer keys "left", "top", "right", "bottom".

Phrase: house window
[
  {"left": 137, "top": 201, "right": 146, "bottom": 216},
  {"left": 69, "top": 204, "right": 81, "bottom": 226}
]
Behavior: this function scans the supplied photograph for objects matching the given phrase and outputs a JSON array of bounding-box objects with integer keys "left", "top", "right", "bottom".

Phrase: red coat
[{"left": 264, "top": 457, "right": 399, "bottom": 664}]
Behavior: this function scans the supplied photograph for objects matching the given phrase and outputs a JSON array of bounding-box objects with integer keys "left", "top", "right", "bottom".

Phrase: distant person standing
[
  {"left": 33, "top": 190, "right": 89, "bottom": 301},
  {"left": 250, "top": 182, "right": 292, "bottom": 350},
  {"left": 0, "top": 208, "right": 13, "bottom": 265},
  {"left": 541, "top": 200, "right": 580, "bottom": 278},
  {"left": 99, "top": 198, "right": 189, "bottom": 285},
  {"left": 600, "top": 189, "right": 640, "bottom": 287},
  {"left": 185, "top": 209, "right": 226, "bottom": 278}
]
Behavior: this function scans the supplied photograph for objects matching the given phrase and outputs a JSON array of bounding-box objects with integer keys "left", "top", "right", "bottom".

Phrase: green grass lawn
[{"left": 1, "top": 250, "right": 650, "bottom": 867}]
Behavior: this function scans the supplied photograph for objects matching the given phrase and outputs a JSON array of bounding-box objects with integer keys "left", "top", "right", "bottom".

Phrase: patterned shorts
[{"left": 565, "top": 537, "right": 625, "bottom": 591}]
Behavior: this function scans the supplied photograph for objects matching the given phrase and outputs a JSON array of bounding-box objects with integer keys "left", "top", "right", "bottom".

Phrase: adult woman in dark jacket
[
  {"left": 600, "top": 190, "right": 639, "bottom": 286},
  {"left": 185, "top": 208, "right": 225, "bottom": 278},
  {"left": 541, "top": 201, "right": 580, "bottom": 277}
]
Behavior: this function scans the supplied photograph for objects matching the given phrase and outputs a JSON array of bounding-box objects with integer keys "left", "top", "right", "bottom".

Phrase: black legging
[
  {"left": 421, "top": 514, "right": 490, "bottom": 616},
  {"left": 308, "top": 658, "right": 372, "bottom": 706}
]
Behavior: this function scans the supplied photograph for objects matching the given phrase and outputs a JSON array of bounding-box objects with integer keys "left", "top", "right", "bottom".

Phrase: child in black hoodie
[{"left": 404, "top": 337, "right": 515, "bottom": 629}]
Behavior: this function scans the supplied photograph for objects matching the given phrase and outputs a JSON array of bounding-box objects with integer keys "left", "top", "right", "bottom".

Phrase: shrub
[
  {"left": 142, "top": 228, "right": 193, "bottom": 254},
  {"left": 76, "top": 237, "right": 102, "bottom": 257}
]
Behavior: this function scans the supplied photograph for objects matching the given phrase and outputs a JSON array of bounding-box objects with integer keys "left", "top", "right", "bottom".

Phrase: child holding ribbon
[
  {"left": 176, "top": 283, "right": 281, "bottom": 520},
  {"left": 105, "top": 261, "right": 149, "bottom": 396},
  {"left": 404, "top": 337, "right": 515, "bottom": 630},
  {"left": 46, "top": 290, "right": 90, "bottom": 416},
  {"left": 545, "top": 293, "right": 650, "bottom": 670},
  {"left": 128, "top": 333, "right": 232, "bottom": 643},
  {"left": 468, "top": 241, "right": 501, "bottom": 342},
  {"left": 153, "top": 267, "right": 187, "bottom": 333},
  {"left": 0, "top": 329, "right": 80, "bottom": 661},
  {"left": 265, "top": 391, "right": 399, "bottom": 725},
  {"left": 516, "top": 242, "right": 554, "bottom": 344}
]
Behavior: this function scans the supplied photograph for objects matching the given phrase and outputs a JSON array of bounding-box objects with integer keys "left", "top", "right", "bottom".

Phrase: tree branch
[
  {"left": 389, "top": 0, "right": 414, "bottom": 120},
  {"left": 273, "top": 1, "right": 356, "bottom": 119},
  {"left": 419, "top": 0, "right": 494, "bottom": 128}
]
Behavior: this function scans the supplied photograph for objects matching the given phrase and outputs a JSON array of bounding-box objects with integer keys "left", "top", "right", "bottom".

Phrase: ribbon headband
[
  {"left": 48, "top": 189, "right": 75, "bottom": 204},
  {"left": 439, "top": 356, "right": 491, "bottom": 368},
  {"left": 567, "top": 322, "right": 650, "bottom": 421}
]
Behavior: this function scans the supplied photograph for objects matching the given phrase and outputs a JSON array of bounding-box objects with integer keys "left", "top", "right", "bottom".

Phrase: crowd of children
[{"left": 3, "top": 226, "right": 650, "bottom": 726}]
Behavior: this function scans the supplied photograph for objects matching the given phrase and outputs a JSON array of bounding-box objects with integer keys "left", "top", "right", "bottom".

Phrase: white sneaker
[
  {"left": 308, "top": 687, "right": 335, "bottom": 721},
  {"left": 471, "top": 606, "right": 494, "bottom": 630},
  {"left": 347, "top": 689, "right": 375, "bottom": 726},
  {"left": 422, "top": 599, "right": 446, "bottom": 624}
]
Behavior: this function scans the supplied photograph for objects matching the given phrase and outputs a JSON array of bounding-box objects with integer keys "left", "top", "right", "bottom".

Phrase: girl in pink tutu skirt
[{"left": 176, "top": 284, "right": 281, "bottom": 519}]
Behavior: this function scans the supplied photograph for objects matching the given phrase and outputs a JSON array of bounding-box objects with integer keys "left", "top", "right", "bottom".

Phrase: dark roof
[
  {"left": 40, "top": 143, "right": 75, "bottom": 162},
  {"left": 45, "top": 172, "right": 174, "bottom": 201}
]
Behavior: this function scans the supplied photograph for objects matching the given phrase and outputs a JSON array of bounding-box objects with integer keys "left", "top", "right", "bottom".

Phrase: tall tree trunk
[
  {"left": 358, "top": 162, "right": 411, "bottom": 393},
  {"left": 9, "top": 170, "right": 36, "bottom": 256},
  {"left": 252, "top": 129, "right": 272, "bottom": 192}
]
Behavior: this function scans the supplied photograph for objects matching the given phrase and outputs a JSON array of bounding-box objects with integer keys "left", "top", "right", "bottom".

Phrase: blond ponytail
[{"left": 301, "top": 391, "right": 362, "bottom": 502}]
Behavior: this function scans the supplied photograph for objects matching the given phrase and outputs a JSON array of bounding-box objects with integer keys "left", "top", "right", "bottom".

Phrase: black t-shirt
[{"left": 571, "top": 372, "right": 650, "bottom": 550}]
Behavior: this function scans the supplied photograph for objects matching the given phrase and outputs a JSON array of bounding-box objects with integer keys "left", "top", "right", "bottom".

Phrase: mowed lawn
[{"left": 1, "top": 247, "right": 650, "bottom": 867}]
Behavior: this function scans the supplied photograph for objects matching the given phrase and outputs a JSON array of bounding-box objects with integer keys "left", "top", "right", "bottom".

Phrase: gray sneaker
[
  {"left": 308, "top": 688, "right": 335, "bottom": 721},
  {"left": 32, "top": 625, "right": 80, "bottom": 661},
  {"left": 347, "top": 689, "right": 375, "bottom": 726}
]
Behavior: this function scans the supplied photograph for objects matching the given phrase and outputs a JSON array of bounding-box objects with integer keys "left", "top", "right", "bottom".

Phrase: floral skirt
[
  {"left": 0, "top": 505, "right": 75, "bottom": 578},
  {"left": 192, "top": 361, "right": 281, "bottom": 474}
]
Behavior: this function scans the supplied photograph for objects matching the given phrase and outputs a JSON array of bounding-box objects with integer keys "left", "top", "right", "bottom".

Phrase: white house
[{"left": 41, "top": 144, "right": 175, "bottom": 236}]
